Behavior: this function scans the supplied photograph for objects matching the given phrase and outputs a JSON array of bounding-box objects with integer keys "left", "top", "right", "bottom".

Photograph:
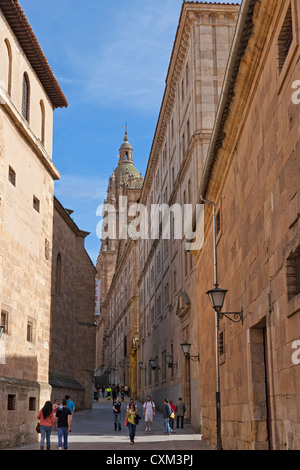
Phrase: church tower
[{"left": 95, "top": 131, "right": 143, "bottom": 381}]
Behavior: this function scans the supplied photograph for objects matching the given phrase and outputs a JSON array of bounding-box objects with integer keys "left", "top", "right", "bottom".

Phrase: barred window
[
  {"left": 22, "top": 73, "right": 30, "bottom": 121},
  {"left": 278, "top": 4, "right": 293, "bottom": 73},
  {"left": 287, "top": 248, "right": 300, "bottom": 300}
]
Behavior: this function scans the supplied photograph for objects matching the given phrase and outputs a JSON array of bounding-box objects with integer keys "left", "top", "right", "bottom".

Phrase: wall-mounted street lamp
[
  {"left": 201, "top": 196, "right": 244, "bottom": 451},
  {"left": 149, "top": 357, "right": 160, "bottom": 371},
  {"left": 166, "top": 353, "right": 178, "bottom": 368},
  {"left": 138, "top": 361, "right": 147, "bottom": 370},
  {"left": 180, "top": 342, "right": 199, "bottom": 362},
  {"left": 206, "top": 287, "right": 243, "bottom": 324}
]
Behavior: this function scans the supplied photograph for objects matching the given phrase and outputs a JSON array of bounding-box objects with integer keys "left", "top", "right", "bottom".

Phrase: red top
[{"left": 37, "top": 410, "right": 55, "bottom": 427}]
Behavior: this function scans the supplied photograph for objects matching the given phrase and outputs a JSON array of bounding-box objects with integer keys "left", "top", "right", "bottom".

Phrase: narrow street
[{"left": 11, "top": 397, "right": 213, "bottom": 451}]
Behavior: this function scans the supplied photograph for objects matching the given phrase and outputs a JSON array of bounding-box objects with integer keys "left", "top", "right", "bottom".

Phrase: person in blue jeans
[
  {"left": 163, "top": 399, "right": 172, "bottom": 435},
  {"left": 113, "top": 396, "right": 122, "bottom": 431},
  {"left": 55, "top": 399, "right": 71, "bottom": 450}
]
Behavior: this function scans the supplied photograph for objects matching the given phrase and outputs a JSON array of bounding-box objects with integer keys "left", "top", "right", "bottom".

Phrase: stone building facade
[
  {"left": 136, "top": 2, "right": 239, "bottom": 429},
  {"left": 0, "top": 1, "right": 67, "bottom": 449},
  {"left": 193, "top": 0, "right": 300, "bottom": 450},
  {"left": 95, "top": 132, "right": 143, "bottom": 395},
  {"left": 50, "top": 197, "right": 96, "bottom": 411}
]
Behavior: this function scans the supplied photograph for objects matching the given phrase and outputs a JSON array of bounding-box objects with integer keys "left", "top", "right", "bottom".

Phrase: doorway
[{"left": 249, "top": 321, "right": 272, "bottom": 449}]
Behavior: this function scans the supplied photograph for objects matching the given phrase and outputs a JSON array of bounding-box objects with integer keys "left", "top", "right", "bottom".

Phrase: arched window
[
  {"left": 22, "top": 73, "right": 30, "bottom": 121},
  {"left": 55, "top": 253, "right": 62, "bottom": 295},
  {"left": 4, "top": 39, "right": 12, "bottom": 96},
  {"left": 40, "top": 100, "right": 45, "bottom": 145}
]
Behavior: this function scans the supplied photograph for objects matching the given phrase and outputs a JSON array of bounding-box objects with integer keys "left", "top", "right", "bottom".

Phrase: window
[
  {"left": 278, "top": 4, "right": 293, "bottom": 73},
  {"left": 124, "top": 336, "right": 127, "bottom": 357},
  {"left": 40, "top": 100, "right": 45, "bottom": 145},
  {"left": 187, "top": 119, "right": 190, "bottom": 143},
  {"left": 8, "top": 394, "right": 16, "bottom": 411},
  {"left": 1, "top": 310, "right": 8, "bottom": 334},
  {"left": 22, "top": 73, "right": 30, "bottom": 121},
  {"left": 8, "top": 166, "right": 16, "bottom": 186},
  {"left": 216, "top": 210, "right": 221, "bottom": 236},
  {"left": 4, "top": 39, "right": 12, "bottom": 96},
  {"left": 29, "top": 397, "right": 36, "bottom": 411},
  {"left": 186, "top": 62, "right": 189, "bottom": 89},
  {"left": 55, "top": 253, "right": 62, "bottom": 294},
  {"left": 27, "top": 321, "right": 33, "bottom": 342},
  {"left": 33, "top": 196, "right": 40, "bottom": 213},
  {"left": 162, "top": 350, "right": 166, "bottom": 381},
  {"left": 287, "top": 247, "right": 300, "bottom": 300},
  {"left": 218, "top": 331, "right": 224, "bottom": 357},
  {"left": 154, "top": 355, "right": 159, "bottom": 384}
]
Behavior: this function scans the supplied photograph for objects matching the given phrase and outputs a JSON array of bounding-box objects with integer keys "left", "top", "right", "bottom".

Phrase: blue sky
[{"left": 20, "top": 0, "right": 241, "bottom": 265}]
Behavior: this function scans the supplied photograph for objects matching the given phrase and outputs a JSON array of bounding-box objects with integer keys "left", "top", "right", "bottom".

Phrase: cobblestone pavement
[{"left": 10, "top": 397, "right": 213, "bottom": 451}]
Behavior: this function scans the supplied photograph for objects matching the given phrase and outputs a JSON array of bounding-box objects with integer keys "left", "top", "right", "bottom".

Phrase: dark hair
[
  {"left": 62, "top": 399, "right": 67, "bottom": 406},
  {"left": 129, "top": 402, "right": 136, "bottom": 410},
  {"left": 65, "top": 395, "right": 70, "bottom": 400},
  {"left": 42, "top": 401, "right": 53, "bottom": 419}
]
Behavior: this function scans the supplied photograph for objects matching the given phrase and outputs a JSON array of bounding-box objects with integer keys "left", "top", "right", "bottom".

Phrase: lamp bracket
[
  {"left": 219, "top": 308, "right": 243, "bottom": 324},
  {"left": 189, "top": 354, "right": 200, "bottom": 362}
]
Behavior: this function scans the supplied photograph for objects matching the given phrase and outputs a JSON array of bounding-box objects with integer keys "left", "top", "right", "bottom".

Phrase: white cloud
[{"left": 62, "top": 0, "right": 182, "bottom": 112}]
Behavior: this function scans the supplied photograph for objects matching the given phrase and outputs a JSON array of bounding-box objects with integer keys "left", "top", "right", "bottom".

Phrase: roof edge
[{"left": 0, "top": 0, "right": 68, "bottom": 109}]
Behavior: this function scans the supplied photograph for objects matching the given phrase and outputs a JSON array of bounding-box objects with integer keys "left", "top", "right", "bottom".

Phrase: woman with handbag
[
  {"left": 37, "top": 401, "right": 55, "bottom": 450},
  {"left": 125, "top": 402, "right": 137, "bottom": 445}
]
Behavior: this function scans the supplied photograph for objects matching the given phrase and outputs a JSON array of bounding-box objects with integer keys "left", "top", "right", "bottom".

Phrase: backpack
[{"left": 144, "top": 401, "right": 155, "bottom": 411}]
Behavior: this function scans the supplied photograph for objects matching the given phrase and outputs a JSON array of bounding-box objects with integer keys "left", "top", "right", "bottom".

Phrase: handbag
[
  {"left": 36, "top": 422, "right": 41, "bottom": 433},
  {"left": 170, "top": 412, "right": 175, "bottom": 419},
  {"left": 125, "top": 418, "right": 128, "bottom": 427},
  {"left": 134, "top": 414, "right": 141, "bottom": 425}
]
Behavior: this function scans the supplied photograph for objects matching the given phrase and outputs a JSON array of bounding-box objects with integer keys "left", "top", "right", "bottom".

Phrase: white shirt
[{"left": 143, "top": 401, "right": 155, "bottom": 414}]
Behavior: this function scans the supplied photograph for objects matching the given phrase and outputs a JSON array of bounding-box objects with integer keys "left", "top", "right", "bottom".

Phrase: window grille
[
  {"left": 287, "top": 249, "right": 300, "bottom": 299},
  {"left": 278, "top": 4, "right": 293, "bottom": 73},
  {"left": 22, "top": 74, "right": 30, "bottom": 121}
]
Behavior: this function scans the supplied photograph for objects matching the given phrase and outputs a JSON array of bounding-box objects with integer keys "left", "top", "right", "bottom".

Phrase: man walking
[
  {"left": 113, "top": 396, "right": 122, "bottom": 431},
  {"left": 65, "top": 395, "right": 75, "bottom": 430},
  {"left": 163, "top": 399, "right": 172, "bottom": 435},
  {"left": 176, "top": 397, "right": 186, "bottom": 429},
  {"left": 56, "top": 399, "right": 72, "bottom": 450},
  {"left": 143, "top": 395, "right": 155, "bottom": 432}
]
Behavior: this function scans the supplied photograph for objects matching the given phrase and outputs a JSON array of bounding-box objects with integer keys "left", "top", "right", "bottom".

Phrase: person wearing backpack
[{"left": 143, "top": 395, "right": 156, "bottom": 432}]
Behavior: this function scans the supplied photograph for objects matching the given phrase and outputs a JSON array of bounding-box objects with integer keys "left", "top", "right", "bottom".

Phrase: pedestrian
[
  {"left": 127, "top": 397, "right": 138, "bottom": 412},
  {"left": 53, "top": 399, "right": 59, "bottom": 431},
  {"left": 37, "top": 401, "right": 55, "bottom": 450},
  {"left": 176, "top": 397, "right": 186, "bottom": 429},
  {"left": 107, "top": 385, "right": 112, "bottom": 399},
  {"left": 113, "top": 396, "right": 122, "bottom": 431},
  {"left": 102, "top": 384, "right": 105, "bottom": 398},
  {"left": 56, "top": 398, "right": 72, "bottom": 450},
  {"left": 65, "top": 395, "right": 75, "bottom": 430},
  {"left": 163, "top": 399, "right": 172, "bottom": 435},
  {"left": 143, "top": 395, "right": 155, "bottom": 432},
  {"left": 112, "top": 383, "right": 117, "bottom": 400},
  {"left": 169, "top": 400, "right": 177, "bottom": 431},
  {"left": 126, "top": 402, "right": 137, "bottom": 445}
]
